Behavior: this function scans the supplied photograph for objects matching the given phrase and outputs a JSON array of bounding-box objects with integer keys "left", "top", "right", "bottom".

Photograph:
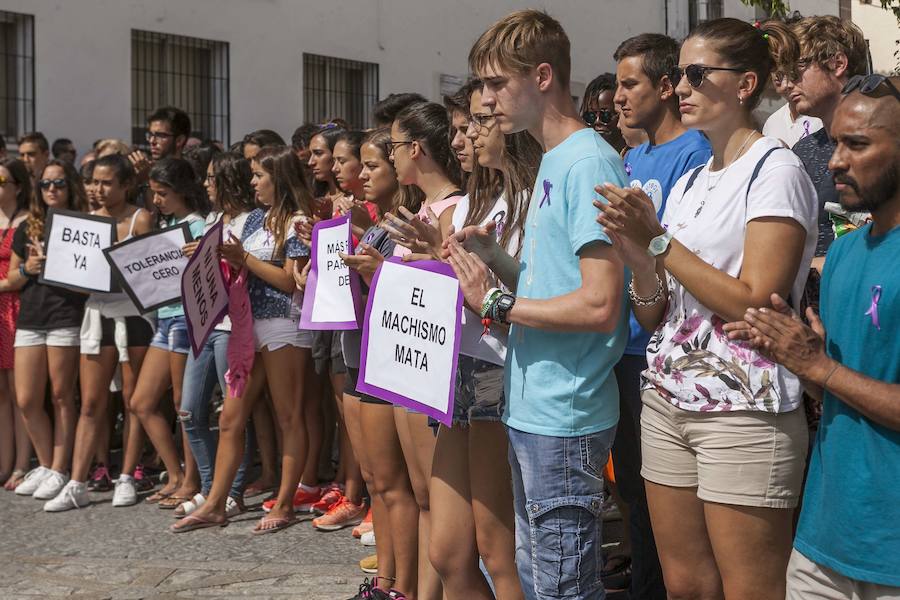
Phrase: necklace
[
  {"left": 694, "top": 130, "right": 758, "bottom": 219},
  {"left": 422, "top": 183, "right": 455, "bottom": 223}
]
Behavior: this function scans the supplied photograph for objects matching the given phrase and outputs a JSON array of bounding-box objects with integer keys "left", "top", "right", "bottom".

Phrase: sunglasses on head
[
  {"left": 672, "top": 64, "right": 746, "bottom": 88},
  {"left": 39, "top": 178, "right": 67, "bottom": 190},
  {"left": 583, "top": 108, "right": 616, "bottom": 127},
  {"left": 842, "top": 74, "right": 900, "bottom": 102}
]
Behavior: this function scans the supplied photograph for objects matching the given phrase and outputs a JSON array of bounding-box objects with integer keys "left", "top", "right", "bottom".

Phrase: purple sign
[
  {"left": 299, "top": 214, "right": 363, "bottom": 330},
  {"left": 182, "top": 221, "right": 229, "bottom": 357}
]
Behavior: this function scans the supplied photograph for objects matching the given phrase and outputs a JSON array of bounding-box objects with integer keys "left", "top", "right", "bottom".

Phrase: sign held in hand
[
  {"left": 299, "top": 214, "right": 363, "bottom": 330},
  {"left": 182, "top": 221, "right": 230, "bottom": 357},
  {"left": 40, "top": 208, "right": 117, "bottom": 293}
]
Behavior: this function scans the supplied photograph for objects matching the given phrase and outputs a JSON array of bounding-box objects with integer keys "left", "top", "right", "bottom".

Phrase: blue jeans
[
  {"left": 179, "top": 330, "right": 251, "bottom": 497},
  {"left": 507, "top": 425, "right": 616, "bottom": 600}
]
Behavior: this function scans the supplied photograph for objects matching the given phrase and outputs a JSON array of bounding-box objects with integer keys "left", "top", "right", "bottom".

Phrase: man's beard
[{"left": 835, "top": 164, "right": 899, "bottom": 214}]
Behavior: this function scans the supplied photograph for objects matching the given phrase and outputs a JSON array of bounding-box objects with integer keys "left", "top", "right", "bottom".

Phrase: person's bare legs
[
  {"left": 363, "top": 402, "right": 418, "bottom": 598},
  {"left": 130, "top": 347, "right": 183, "bottom": 494},
  {"left": 429, "top": 424, "right": 490, "bottom": 599},
  {"left": 119, "top": 347, "right": 148, "bottom": 477},
  {"left": 46, "top": 346, "right": 79, "bottom": 473},
  {"left": 469, "top": 421, "right": 523, "bottom": 600},
  {"left": 397, "top": 410, "right": 442, "bottom": 600},
  {"left": 646, "top": 482, "right": 724, "bottom": 599},
  {"left": 70, "top": 350, "right": 119, "bottom": 483},
  {"left": 249, "top": 382, "right": 278, "bottom": 493},
  {"left": 0, "top": 369, "right": 17, "bottom": 478},
  {"left": 300, "top": 359, "right": 323, "bottom": 488},
  {"left": 341, "top": 393, "right": 365, "bottom": 504},
  {"left": 14, "top": 346, "right": 52, "bottom": 468}
]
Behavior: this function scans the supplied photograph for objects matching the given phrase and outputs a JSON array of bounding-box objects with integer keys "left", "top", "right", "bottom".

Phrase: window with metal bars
[
  {"left": 131, "top": 29, "right": 229, "bottom": 147},
  {"left": 0, "top": 10, "right": 34, "bottom": 145},
  {"left": 689, "top": 0, "right": 724, "bottom": 29},
  {"left": 303, "top": 54, "right": 379, "bottom": 129}
]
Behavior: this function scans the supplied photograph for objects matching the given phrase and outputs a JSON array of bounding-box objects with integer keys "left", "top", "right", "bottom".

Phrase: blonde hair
[
  {"left": 95, "top": 138, "right": 131, "bottom": 158},
  {"left": 793, "top": 16, "right": 868, "bottom": 78},
  {"left": 468, "top": 9, "right": 571, "bottom": 88}
]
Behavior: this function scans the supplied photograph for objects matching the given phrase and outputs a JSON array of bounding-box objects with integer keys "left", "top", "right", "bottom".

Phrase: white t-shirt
[
  {"left": 644, "top": 137, "right": 817, "bottom": 413},
  {"left": 762, "top": 103, "right": 823, "bottom": 149},
  {"left": 452, "top": 192, "right": 522, "bottom": 366}
]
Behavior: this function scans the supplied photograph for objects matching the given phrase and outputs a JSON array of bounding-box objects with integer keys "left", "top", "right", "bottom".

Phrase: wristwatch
[
  {"left": 647, "top": 230, "right": 673, "bottom": 257},
  {"left": 493, "top": 293, "right": 516, "bottom": 325}
]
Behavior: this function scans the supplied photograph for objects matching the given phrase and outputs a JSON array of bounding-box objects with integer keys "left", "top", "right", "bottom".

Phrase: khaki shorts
[
  {"left": 787, "top": 549, "right": 900, "bottom": 600},
  {"left": 640, "top": 387, "right": 808, "bottom": 508}
]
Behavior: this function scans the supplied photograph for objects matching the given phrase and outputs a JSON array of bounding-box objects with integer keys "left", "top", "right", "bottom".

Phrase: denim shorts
[
  {"left": 150, "top": 316, "right": 191, "bottom": 354},
  {"left": 452, "top": 355, "right": 504, "bottom": 426}
]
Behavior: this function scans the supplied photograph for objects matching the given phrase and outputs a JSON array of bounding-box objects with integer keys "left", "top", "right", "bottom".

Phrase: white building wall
[{"left": 852, "top": 1, "right": 899, "bottom": 74}]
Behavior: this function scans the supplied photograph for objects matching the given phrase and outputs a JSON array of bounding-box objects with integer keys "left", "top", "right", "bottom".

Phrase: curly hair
[
  {"left": 210, "top": 152, "right": 255, "bottom": 217},
  {"left": 792, "top": 16, "right": 868, "bottom": 78}
]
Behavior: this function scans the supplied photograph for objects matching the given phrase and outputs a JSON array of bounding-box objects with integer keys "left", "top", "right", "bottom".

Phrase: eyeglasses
[
  {"left": 772, "top": 70, "right": 798, "bottom": 87},
  {"left": 582, "top": 109, "right": 616, "bottom": 127},
  {"left": 469, "top": 113, "right": 497, "bottom": 133},
  {"left": 386, "top": 140, "right": 415, "bottom": 155},
  {"left": 842, "top": 74, "right": 900, "bottom": 102},
  {"left": 39, "top": 178, "right": 67, "bottom": 190},
  {"left": 672, "top": 64, "right": 746, "bottom": 88},
  {"left": 146, "top": 131, "right": 175, "bottom": 141}
]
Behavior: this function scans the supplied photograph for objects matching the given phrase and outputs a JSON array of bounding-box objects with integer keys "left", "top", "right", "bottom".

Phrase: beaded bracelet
[
  {"left": 628, "top": 273, "right": 664, "bottom": 307},
  {"left": 480, "top": 287, "right": 502, "bottom": 318}
]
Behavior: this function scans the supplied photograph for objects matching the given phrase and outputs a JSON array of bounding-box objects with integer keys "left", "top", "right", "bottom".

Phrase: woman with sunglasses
[
  {"left": 596, "top": 18, "right": 817, "bottom": 598},
  {"left": 581, "top": 73, "right": 627, "bottom": 154},
  {"left": 0, "top": 159, "right": 35, "bottom": 491}
]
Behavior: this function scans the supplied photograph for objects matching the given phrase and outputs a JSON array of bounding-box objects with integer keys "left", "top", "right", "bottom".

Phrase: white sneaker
[
  {"left": 112, "top": 475, "right": 137, "bottom": 507},
  {"left": 44, "top": 481, "right": 89, "bottom": 512},
  {"left": 225, "top": 496, "right": 245, "bottom": 518},
  {"left": 360, "top": 530, "right": 376, "bottom": 547},
  {"left": 33, "top": 469, "right": 69, "bottom": 500},
  {"left": 14, "top": 466, "right": 51, "bottom": 496}
]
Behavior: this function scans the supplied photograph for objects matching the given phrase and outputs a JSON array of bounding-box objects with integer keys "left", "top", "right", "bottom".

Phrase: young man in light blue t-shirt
[{"left": 447, "top": 10, "right": 627, "bottom": 599}]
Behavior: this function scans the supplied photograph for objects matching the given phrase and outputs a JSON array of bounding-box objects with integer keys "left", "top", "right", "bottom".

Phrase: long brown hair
[
  {"left": 363, "top": 128, "right": 424, "bottom": 215},
  {"left": 254, "top": 145, "right": 315, "bottom": 258},
  {"left": 26, "top": 159, "right": 88, "bottom": 240}
]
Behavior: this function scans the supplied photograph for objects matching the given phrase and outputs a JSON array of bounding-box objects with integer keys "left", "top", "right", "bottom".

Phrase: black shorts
[
  {"left": 345, "top": 367, "right": 390, "bottom": 405},
  {"left": 99, "top": 316, "right": 154, "bottom": 348},
  {"left": 312, "top": 330, "right": 347, "bottom": 376}
]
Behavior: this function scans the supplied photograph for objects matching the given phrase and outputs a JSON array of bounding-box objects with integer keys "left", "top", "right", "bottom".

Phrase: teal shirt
[
  {"left": 157, "top": 216, "right": 206, "bottom": 320},
  {"left": 503, "top": 128, "right": 629, "bottom": 437},
  {"left": 794, "top": 223, "right": 900, "bottom": 586}
]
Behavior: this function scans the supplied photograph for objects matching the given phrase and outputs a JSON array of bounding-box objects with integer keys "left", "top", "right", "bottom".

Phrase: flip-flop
[
  {"left": 251, "top": 515, "right": 297, "bottom": 535},
  {"left": 144, "top": 489, "right": 174, "bottom": 504},
  {"left": 158, "top": 495, "right": 195, "bottom": 510},
  {"left": 243, "top": 482, "right": 276, "bottom": 498},
  {"left": 170, "top": 514, "right": 229, "bottom": 533}
]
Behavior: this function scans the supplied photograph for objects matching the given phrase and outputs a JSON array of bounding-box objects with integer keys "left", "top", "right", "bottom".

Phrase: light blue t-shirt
[
  {"left": 503, "top": 128, "right": 629, "bottom": 437},
  {"left": 622, "top": 129, "right": 711, "bottom": 355},
  {"left": 794, "top": 223, "right": 900, "bottom": 587},
  {"left": 157, "top": 214, "right": 206, "bottom": 320}
]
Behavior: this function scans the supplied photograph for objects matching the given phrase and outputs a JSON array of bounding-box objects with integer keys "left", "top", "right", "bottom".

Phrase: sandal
[
  {"left": 243, "top": 481, "right": 276, "bottom": 498},
  {"left": 251, "top": 514, "right": 297, "bottom": 535},
  {"left": 173, "top": 493, "right": 206, "bottom": 518},
  {"left": 3, "top": 470, "right": 26, "bottom": 491},
  {"left": 170, "top": 514, "right": 228, "bottom": 533},
  {"left": 601, "top": 554, "right": 632, "bottom": 578},
  {"left": 144, "top": 489, "right": 174, "bottom": 504},
  {"left": 158, "top": 494, "right": 195, "bottom": 510}
]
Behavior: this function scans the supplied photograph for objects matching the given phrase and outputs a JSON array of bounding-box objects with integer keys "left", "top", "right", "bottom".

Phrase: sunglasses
[
  {"left": 672, "top": 64, "right": 746, "bottom": 88},
  {"left": 40, "top": 178, "right": 68, "bottom": 190},
  {"left": 583, "top": 109, "right": 616, "bottom": 127},
  {"left": 842, "top": 74, "right": 900, "bottom": 102}
]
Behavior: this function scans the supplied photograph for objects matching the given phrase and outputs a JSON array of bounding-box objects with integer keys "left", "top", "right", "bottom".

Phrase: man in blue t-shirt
[
  {"left": 731, "top": 81, "right": 900, "bottom": 598},
  {"left": 606, "top": 33, "right": 711, "bottom": 600},
  {"left": 449, "top": 10, "right": 627, "bottom": 599}
]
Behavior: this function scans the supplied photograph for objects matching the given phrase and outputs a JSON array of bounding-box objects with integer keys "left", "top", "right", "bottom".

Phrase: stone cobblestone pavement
[{"left": 0, "top": 488, "right": 371, "bottom": 599}]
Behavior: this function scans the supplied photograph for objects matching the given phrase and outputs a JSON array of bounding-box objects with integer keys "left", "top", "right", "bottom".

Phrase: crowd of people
[{"left": 0, "top": 9, "right": 898, "bottom": 600}]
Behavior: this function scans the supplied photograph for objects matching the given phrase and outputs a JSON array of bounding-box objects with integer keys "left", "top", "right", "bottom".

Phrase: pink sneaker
[
  {"left": 352, "top": 508, "right": 374, "bottom": 538},
  {"left": 133, "top": 464, "right": 154, "bottom": 492},
  {"left": 312, "top": 496, "right": 367, "bottom": 531}
]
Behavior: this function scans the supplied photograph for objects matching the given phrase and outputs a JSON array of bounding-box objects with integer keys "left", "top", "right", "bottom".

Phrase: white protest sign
[
  {"left": 181, "top": 221, "right": 229, "bottom": 357},
  {"left": 40, "top": 208, "right": 116, "bottom": 293},
  {"left": 299, "top": 214, "right": 362, "bottom": 330},
  {"left": 357, "top": 258, "right": 462, "bottom": 425},
  {"left": 103, "top": 223, "right": 191, "bottom": 313}
]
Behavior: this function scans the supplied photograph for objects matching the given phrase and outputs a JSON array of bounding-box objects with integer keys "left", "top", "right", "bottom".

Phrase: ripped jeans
[
  {"left": 507, "top": 425, "right": 616, "bottom": 600},
  {"left": 179, "top": 330, "right": 251, "bottom": 498}
]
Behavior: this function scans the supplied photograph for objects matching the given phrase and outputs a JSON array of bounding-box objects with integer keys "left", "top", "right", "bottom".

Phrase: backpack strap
[
  {"left": 745, "top": 146, "right": 784, "bottom": 202},
  {"left": 683, "top": 164, "right": 705, "bottom": 194}
]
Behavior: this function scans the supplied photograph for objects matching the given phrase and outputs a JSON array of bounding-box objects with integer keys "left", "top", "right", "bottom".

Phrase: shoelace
[
  {"left": 23, "top": 468, "right": 44, "bottom": 482},
  {"left": 64, "top": 485, "right": 85, "bottom": 508}
]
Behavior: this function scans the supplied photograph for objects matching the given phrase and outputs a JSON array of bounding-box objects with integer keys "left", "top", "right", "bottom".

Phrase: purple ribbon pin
[
  {"left": 624, "top": 162, "right": 632, "bottom": 176},
  {"left": 864, "top": 285, "right": 882, "bottom": 330},
  {"left": 539, "top": 179, "right": 552, "bottom": 208},
  {"left": 801, "top": 120, "right": 811, "bottom": 138}
]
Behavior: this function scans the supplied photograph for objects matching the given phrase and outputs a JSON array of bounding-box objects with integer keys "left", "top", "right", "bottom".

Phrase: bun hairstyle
[
  {"left": 149, "top": 157, "right": 211, "bottom": 218},
  {"left": 362, "top": 128, "right": 424, "bottom": 214},
  {"left": 253, "top": 145, "right": 316, "bottom": 258},
  {"left": 393, "top": 101, "right": 462, "bottom": 188},
  {"left": 687, "top": 17, "right": 795, "bottom": 110}
]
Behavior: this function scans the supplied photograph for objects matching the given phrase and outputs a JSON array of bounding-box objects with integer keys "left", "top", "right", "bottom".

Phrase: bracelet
[
  {"left": 19, "top": 264, "right": 30, "bottom": 278},
  {"left": 822, "top": 362, "right": 841, "bottom": 392},
  {"left": 628, "top": 273, "right": 664, "bottom": 306},
  {"left": 490, "top": 292, "right": 516, "bottom": 325},
  {"left": 480, "top": 287, "right": 502, "bottom": 318}
]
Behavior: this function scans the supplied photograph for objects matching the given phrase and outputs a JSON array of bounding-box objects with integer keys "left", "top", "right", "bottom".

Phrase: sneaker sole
[
  {"left": 314, "top": 518, "right": 364, "bottom": 532},
  {"left": 360, "top": 537, "right": 376, "bottom": 547},
  {"left": 34, "top": 488, "right": 68, "bottom": 500},
  {"left": 112, "top": 498, "right": 138, "bottom": 507},
  {"left": 360, "top": 566, "right": 378, "bottom": 574}
]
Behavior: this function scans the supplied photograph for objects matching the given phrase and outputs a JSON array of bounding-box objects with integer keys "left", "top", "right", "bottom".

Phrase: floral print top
[{"left": 642, "top": 138, "right": 819, "bottom": 413}]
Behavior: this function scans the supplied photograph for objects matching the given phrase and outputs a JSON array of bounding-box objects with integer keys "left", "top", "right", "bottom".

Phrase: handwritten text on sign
[
  {"left": 40, "top": 208, "right": 116, "bottom": 293},
  {"left": 104, "top": 224, "right": 191, "bottom": 313},
  {"left": 181, "top": 221, "right": 229, "bottom": 357},
  {"left": 357, "top": 259, "right": 462, "bottom": 425},
  {"left": 299, "top": 214, "right": 362, "bottom": 330}
]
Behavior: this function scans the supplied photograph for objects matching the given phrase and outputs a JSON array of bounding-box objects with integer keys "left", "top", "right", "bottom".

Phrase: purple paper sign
[
  {"left": 181, "top": 221, "right": 229, "bottom": 357},
  {"left": 357, "top": 258, "right": 463, "bottom": 426},
  {"left": 299, "top": 214, "right": 363, "bottom": 330}
]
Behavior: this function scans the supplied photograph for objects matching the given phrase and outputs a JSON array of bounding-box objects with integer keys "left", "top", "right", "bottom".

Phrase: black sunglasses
[
  {"left": 842, "top": 74, "right": 900, "bottom": 102},
  {"left": 672, "top": 64, "right": 746, "bottom": 88},
  {"left": 583, "top": 109, "right": 616, "bottom": 127},
  {"left": 39, "top": 178, "right": 67, "bottom": 190}
]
